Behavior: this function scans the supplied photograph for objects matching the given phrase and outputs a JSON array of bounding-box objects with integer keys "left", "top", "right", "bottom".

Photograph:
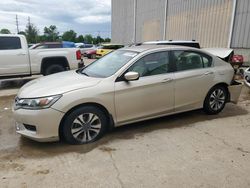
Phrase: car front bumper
[{"left": 13, "top": 107, "right": 65, "bottom": 142}]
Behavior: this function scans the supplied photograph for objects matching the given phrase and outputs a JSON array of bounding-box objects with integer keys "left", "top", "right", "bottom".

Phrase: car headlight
[{"left": 14, "top": 95, "right": 62, "bottom": 110}]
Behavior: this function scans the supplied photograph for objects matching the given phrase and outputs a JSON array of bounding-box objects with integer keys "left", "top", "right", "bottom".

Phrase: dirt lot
[{"left": 0, "top": 70, "right": 250, "bottom": 187}]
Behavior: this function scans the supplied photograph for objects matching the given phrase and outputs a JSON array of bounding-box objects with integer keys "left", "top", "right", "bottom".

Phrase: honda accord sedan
[{"left": 13, "top": 45, "right": 242, "bottom": 144}]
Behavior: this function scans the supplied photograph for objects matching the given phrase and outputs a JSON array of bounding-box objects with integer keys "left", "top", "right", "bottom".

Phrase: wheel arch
[
  {"left": 41, "top": 56, "right": 70, "bottom": 75},
  {"left": 205, "top": 82, "right": 230, "bottom": 104},
  {"left": 58, "top": 102, "right": 114, "bottom": 141}
]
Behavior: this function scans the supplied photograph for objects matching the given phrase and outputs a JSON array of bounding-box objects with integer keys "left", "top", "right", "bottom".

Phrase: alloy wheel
[
  {"left": 209, "top": 89, "right": 226, "bottom": 111},
  {"left": 71, "top": 113, "right": 101, "bottom": 142}
]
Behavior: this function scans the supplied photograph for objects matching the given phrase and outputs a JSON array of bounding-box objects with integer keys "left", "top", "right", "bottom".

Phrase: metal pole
[
  {"left": 228, "top": 0, "right": 237, "bottom": 48},
  {"left": 133, "top": 0, "right": 137, "bottom": 44},
  {"left": 163, "top": 0, "right": 168, "bottom": 40},
  {"left": 16, "top": 15, "right": 19, "bottom": 34}
]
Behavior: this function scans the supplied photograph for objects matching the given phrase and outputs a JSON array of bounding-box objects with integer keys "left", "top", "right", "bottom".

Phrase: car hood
[{"left": 18, "top": 71, "right": 102, "bottom": 98}]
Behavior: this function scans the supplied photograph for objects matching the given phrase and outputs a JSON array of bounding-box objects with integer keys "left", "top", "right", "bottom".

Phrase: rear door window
[
  {"left": 0, "top": 37, "right": 21, "bottom": 50},
  {"left": 172, "top": 51, "right": 212, "bottom": 71}
]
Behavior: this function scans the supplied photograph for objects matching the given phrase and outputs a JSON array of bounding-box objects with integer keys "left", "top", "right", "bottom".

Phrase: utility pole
[
  {"left": 97, "top": 31, "right": 100, "bottom": 44},
  {"left": 16, "top": 14, "right": 19, "bottom": 34},
  {"left": 28, "top": 16, "right": 31, "bottom": 26}
]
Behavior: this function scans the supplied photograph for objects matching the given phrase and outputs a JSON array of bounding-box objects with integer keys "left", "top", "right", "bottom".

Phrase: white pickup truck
[{"left": 0, "top": 34, "right": 83, "bottom": 78}]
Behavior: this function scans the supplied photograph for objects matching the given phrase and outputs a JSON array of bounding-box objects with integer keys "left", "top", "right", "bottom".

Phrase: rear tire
[
  {"left": 62, "top": 106, "right": 108, "bottom": 144},
  {"left": 44, "top": 64, "right": 65, "bottom": 75},
  {"left": 203, "top": 86, "right": 228, "bottom": 115},
  {"left": 91, "top": 54, "right": 96, "bottom": 59}
]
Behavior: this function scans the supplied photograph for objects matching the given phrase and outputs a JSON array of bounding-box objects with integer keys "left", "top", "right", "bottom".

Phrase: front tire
[
  {"left": 203, "top": 86, "right": 228, "bottom": 115},
  {"left": 91, "top": 54, "right": 96, "bottom": 59},
  {"left": 62, "top": 106, "right": 107, "bottom": 144}
]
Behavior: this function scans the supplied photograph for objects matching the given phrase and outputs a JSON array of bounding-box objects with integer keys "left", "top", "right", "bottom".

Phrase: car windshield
[{"left": 81, "top": 50, "right": 138, "bottom": 78}]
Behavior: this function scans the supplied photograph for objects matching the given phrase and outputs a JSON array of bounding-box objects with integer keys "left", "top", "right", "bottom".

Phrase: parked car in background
[
  {"left": 96, "top": 43, "right": 124, "bottom": 57},
  {"left": 30, "top": 42, "right": 62, "bottom": 49},
  {"left": 75, "top": 43, "right": 95, "bottom": 55},
  {"left": 244, "top": 67, "right": 250, "bottom": 82},
  {"left": 84, "top": 49, "right": 97, "bottom": 59},
  {"left": 13, "top": 45, "right": 242, "bottom": 144},
  {"left": 143, "top": 40, "right": 201, "bottom": 48},
  {"left": 28, "top": 43, "right": 35, "bottom": 48},
  {"left": 84, "top": 46, "right": 102, "bottom": 59},
  {"left": 30, "top": 41, "right": 76, "bottom": 49},
  {"left": 0, "top": 34, "right": 83, "bottom": 78}
]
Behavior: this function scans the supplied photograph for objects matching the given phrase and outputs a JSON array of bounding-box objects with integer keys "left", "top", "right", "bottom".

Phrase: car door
[
  {"left": 0, "top": 36, "right": 30, "bottom": 76},
  {"left": 114, "top": 51, "right": 175, "bottom": 125},
  {"left": 172, "top": 50, "right": 215, "bottom": 111}
]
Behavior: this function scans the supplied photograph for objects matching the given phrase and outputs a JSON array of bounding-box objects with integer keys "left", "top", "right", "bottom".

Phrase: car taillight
[
  {"left": 76, "top": 50, "right": 82, "bottom": 60},
  {"left": 231, "top": 55, "right": 244, "bottom": 63}
]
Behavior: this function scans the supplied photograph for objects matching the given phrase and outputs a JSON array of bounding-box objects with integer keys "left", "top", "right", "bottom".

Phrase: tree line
[{"left": 0, "top": 23, "right": 111, "bottom": 45}]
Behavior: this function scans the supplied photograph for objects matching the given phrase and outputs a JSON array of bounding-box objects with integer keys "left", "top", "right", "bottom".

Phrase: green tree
[
  {"left": 84, "top": 34, "right": 93, "bottom": 44},
  {"left": 25, "top": 23, "right": 39, "bottom": 43},
  {"left": 96, "top": 36, "right": 104, "bottom": 44},
  {"left": 62, "top": 30, "right": 77, "bottom": 42},
  {"left": 104, "top": 38, "right": 111, "bottom": 43},
  {"left": 0, "top": 28, "right": 11, "bottom": 34},
  {"left": 77, "top": 35, "right": 84, "bottom": 43},
  {"left": 44, "top": 25, "right": 59, "bottom": 41},
  {"left": 38, "top": 35, "right": 47, "bottom": 42},
  {"left": 18, "top": 31, "right": 26, "bottom": 36}
]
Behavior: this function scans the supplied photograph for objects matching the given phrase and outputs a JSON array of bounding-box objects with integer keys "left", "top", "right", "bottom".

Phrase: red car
[{"left": 84, "top": 49, "right": 97, "bottom": 59}]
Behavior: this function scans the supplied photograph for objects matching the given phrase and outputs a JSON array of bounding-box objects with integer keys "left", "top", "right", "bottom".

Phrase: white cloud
[
  {"left": 76, "top": 15, "right": 111, "bottom": 24},
  {"left": 0, "top": 0, "right": 111, "bottom": 37}
]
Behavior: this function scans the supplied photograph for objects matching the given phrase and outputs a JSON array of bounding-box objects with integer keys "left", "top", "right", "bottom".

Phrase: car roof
[
  {"left": 121, "top": 44, "right": 202, "bottom": 53},
  {"left": 143, "top": 40, "right": 199, "bottom": 44},
  {"left": 0, "top": 34, "right": 25, "bottom": 38}
]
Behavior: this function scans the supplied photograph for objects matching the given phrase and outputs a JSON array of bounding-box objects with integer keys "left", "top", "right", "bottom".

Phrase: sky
[{"left": 0, "top": 0, "right": 111, "bottom": 38}]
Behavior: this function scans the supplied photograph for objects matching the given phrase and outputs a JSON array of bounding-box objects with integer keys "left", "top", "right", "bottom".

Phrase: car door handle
[
  {"left": 204, "top": 71, "right": 214, "bottom": 75},
  {"left": 17, "top": 53, "right": 26, "bottom": 56},
  {"left": 161, "top": 78, "right": 173, "bottom": 83}
]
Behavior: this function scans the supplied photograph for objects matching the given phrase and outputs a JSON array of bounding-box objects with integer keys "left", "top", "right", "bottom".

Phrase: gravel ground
[{"left": 0, "top": 66, "right": 250, "bottom": 187}]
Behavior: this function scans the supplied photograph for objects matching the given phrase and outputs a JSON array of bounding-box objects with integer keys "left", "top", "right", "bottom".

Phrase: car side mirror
[{"left": 124, "top": 72, "right": 139, "bottom": 81}]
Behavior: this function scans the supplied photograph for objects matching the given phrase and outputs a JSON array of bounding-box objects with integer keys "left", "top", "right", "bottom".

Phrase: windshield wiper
[{"left": 81, "top": 71, "right": 89, "bottom": 76}]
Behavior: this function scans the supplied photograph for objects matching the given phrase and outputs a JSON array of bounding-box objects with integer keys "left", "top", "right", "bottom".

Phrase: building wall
[
  {"left": 111, "top": 0, "right": 135, "bottom": 44},
  {"left": 135, "top": 0, "right": 166, "bottom": 43},
  {"left": 231, "top": 0, "right": 250, "bottom": 48},
  {"left": 166, "top": 0, "right": 234, "bottom": 48},
  {"left": 112, "top": 0, "right": 250, "bottom": 50}
]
